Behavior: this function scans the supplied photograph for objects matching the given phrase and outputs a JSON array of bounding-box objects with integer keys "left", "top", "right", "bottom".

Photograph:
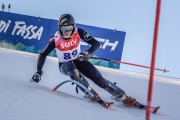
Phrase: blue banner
[{"left": 0, "top": 11, "right": 126, "bottom": 69}]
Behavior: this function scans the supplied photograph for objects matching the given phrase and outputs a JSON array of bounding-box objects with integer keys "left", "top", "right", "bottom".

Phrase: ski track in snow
[{"left": 0, "top": 48, "right": 180, "bottom": 120}]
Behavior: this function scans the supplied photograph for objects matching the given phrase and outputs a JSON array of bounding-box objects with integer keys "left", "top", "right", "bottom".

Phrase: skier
[{"left": 32, "top": 14, "right": 137, "bottom": 107}]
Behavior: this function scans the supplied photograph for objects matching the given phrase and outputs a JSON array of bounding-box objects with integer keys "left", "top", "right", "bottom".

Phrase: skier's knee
[
  {"left": 59, "top": 62, "right": 76, "bottom": 75},
  {"left": 67, "top": 69, "right": 79, "bottom": 80},
  {"left": 67, "top": 69, "right": 89, "bottom": 87}
]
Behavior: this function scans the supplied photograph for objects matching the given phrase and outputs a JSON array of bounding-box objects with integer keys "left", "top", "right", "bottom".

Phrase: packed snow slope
[{"left": 0, "top": 48, "right": 180, "bottom": 120}]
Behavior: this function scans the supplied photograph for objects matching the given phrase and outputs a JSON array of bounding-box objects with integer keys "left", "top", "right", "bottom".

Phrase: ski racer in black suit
[{"left": 32, "top": 14, "right": 137, "bottom": 107}]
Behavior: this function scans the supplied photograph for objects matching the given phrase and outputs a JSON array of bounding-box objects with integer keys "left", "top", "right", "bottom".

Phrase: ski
[
  {"left": 101, "top": 101, "right": 114, "bottom": 109},
  {"left": 135, "top": 102, "right": 160, "bottom": 114},
  {"left": 32, "top": 79, "right": 158, "bottom": 112},
  {"left": 87, "top": 88, "right": 114, "bottom": 109},
  {"left": 94, "top": 96, "right": 113, "bottom": 109},
  {"left": 83, "top": 93, "right": 113, "bottom": 109}
]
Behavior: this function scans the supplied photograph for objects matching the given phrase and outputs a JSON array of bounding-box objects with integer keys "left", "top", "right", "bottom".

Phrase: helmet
[
  {"left": 58, "top": 14, "right": 76, "bottom": 39},
  {"left": 58, "top": 14, "right": 75, "bottom": 26}
]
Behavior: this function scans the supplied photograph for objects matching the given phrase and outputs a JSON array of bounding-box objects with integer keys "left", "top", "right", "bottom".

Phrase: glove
[
  {"left": 77, "top": 51, "right": 91, "bottom": 61},
  {"left": 31, "top": 71, "right": 43, "bottom": 83}
]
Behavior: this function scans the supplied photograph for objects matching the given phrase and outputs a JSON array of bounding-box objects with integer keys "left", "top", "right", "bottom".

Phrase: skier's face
[
  {"left": 61, "top": 25, "right": 74, "bottom": 39},
  {"left": 62, "top": 30, "right": 72, "bottom": 38}
]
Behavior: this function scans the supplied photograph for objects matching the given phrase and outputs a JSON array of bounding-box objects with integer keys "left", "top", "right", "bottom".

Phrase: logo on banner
[
  {"left": 81, "top": 37, "right": 119, "bottom": 51},
  {"left": 0, "top": 20, "right": 11, "bottom": 33},
  {"left": 0, "top": 20, "right": 43, "bottom": 40}
]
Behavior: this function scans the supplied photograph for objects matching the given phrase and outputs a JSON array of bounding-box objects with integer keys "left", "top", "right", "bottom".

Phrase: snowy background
[{"left": 0, "top": 48, "right": 180, "bottom": 120}]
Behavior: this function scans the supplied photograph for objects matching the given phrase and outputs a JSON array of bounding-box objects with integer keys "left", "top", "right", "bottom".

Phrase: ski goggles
[{"left": 60, "top": 25, "right": 74, "bottom": 32}]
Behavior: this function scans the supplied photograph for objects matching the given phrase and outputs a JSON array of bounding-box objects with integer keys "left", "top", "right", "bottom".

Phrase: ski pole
[{"left": 90, "top": 57, "right": 169, "bottom": 73}]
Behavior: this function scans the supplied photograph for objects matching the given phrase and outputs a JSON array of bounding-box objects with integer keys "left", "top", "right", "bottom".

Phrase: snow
[{"left": 0, "top": 47, "right": 180, "bottom": 120}]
